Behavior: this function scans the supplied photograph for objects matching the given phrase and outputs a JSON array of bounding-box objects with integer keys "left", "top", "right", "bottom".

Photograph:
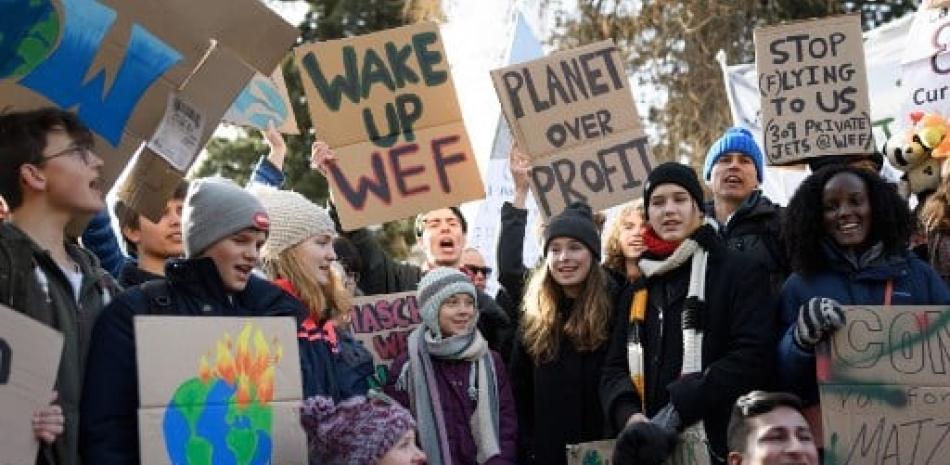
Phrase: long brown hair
[
  {"left": 263, "top": 242, "right": 351, "bottom": 324},
  {"left": 603, "top": 199, "right": 645, "bottom": 273},
  {"left": 922, "top": 176, "right": 950, "bottom": 234},
  {"left": 521, "top": 261, "right": 612, "bottom": 364}
]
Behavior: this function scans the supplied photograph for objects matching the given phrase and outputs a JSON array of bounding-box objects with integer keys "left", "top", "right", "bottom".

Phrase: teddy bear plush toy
[{"left": 884, "top": 111, "right": 948, "bottom": 194}]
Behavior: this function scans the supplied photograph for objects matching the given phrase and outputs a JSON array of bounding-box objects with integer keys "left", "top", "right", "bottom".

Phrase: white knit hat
[
  {"left": 417, "top": 267, "right": 477, "bottom": 339},
  {"left": 250, "top": 186, "right": 336, "bottom": 261}
]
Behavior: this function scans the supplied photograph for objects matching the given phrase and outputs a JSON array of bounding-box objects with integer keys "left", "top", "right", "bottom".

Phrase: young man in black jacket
[
  {"left": 703, "top": 127, "right": 788, "bottom": 295},
  {"left": 0, "top": 108, "right": 119, "bottom": 465},
  {"left": 80, "top": 177, "right": 307, "bottom": 465}
]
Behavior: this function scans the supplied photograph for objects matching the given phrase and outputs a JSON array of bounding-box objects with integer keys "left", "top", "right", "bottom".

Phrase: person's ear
[
  {"left": 122, "top": 225, "right": 143, "bottom": 246},
  {"left": 727, "top": 451, "right": 744, "bottom": 465},
  {"left": 19, "top": 164, "right": 46, "bottom": 192}
]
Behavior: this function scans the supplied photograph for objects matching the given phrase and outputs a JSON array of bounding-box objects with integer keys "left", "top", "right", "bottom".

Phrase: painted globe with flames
[
  {"left": 0, "top": 0, "right": 60, "bottom": 79},
  {"left": 162, "top": 324, "right": 283, "bottom": 465}
]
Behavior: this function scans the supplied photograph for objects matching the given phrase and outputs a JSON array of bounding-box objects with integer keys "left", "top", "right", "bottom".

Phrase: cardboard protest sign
[
  {"left": 754, "top": 14, "right": 874, "bottom": 165},
  {"left": 566, "top": 440, "right": 614, "bottom": 465},
  {"left": 295, "top": 22, "right": 485, "bottom": 230},
  {"left": 819, "top": 306, "right": 950, "bottom": 465},
  {"left": 224, "top": 66, "right": 300, "bottom": 134},
  {"left": 899, "top": 8, "right": 950, "bottom": 119},
  {"left": 0, "top": 0, "right": 298, "bottom": 222},
  {"left": 347, "top": 292, "right": 421, "bottom": 388},
  {"left": 565, "top": 437, "right": 709, "bottom": 465},
  {"left": 135, "top": 316, "right": 306, "bottom": 465},
  {"left": 491, "top": 41, "right": 656, "bottom": 218},
  {"left": 0, "top": 305, "right": 63, "bottom": 465}
]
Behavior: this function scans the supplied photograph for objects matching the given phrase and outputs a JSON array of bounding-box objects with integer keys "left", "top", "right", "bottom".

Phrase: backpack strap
[{"left": 139, "top": 280, "right": 173, "bottom": 315}]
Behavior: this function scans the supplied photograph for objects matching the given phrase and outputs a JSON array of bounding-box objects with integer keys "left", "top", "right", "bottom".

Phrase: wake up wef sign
[{"left": 296, "top": 23, "right": 485, "bottom": 231}]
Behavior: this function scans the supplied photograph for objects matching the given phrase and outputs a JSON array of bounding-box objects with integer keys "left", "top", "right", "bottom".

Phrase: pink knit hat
[{"left": 300, "top": 396, "right": 416, "bottom": 465}]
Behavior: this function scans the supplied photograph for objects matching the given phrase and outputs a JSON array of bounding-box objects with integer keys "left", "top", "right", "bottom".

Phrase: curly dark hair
[{"left": 784, "top": 164, "right": 912, "bottom": 275}]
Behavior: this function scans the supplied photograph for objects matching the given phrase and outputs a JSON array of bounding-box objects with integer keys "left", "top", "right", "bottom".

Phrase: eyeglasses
[
  {"left": 462, "top": 264, "right": 492, "bottom": 277},
  {"left": 39, "top": 144, "right": 95, "bottom": 166}
]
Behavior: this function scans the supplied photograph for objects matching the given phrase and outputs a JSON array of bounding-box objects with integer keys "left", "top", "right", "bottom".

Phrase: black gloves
[{"left": 612, "top": 420, "right": 677, "bottom": 465}]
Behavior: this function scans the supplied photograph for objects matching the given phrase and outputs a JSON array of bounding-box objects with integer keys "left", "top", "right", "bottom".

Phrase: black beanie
[
  {"left": 543, "top": 202, "right": 601, "bottom": 259},
  {"left": 643, "top": 162, "right": 704, "bottom": 219}
]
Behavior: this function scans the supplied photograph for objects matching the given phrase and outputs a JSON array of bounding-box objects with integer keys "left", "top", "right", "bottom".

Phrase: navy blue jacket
[
  {"left": 80, "top": 257, "right": 306, "bottom": 465},
  {"left": 777, "top": 244, "right": 950, "bottom": 403}
]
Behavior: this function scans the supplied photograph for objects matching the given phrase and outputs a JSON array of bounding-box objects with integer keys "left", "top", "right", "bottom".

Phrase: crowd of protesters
[{"left": 1, "top": 105, "right": 949, "bottom": 465}]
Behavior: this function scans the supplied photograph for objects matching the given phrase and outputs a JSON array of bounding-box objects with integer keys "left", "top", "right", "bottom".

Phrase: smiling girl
[
  {"left": 253, "top": 186, "right": 374, "bottom": 400},
  {"left": 385, "top": 267, "right": 517, "bottom": 465},
  {"left": 777, "top": 165, "right": 949, "bottom": 445}
]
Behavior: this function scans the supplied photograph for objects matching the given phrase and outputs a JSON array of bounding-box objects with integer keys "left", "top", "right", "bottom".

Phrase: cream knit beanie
[{"left": 251, "top": 186, "right": 336, "bottom": 262}]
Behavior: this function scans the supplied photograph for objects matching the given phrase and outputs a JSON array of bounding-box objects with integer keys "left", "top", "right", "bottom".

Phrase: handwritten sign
[
  {"left": 900, "top": 8, "right": 950, "bottom": 119},
  {"left": 347, "top": 292, "right": 421, "bottom": 388},
  {"left": 135, "top": 316, "right": 306, "bottom": 465},
  {"left": 492, "top": 41, "right": 655, "bottom": 217},
  {"left": 295, "top": 23, "right": 485, "bottom": 230},
  {"left": 819, "top": 306, "right": 950, "bottom": 465},
  {"left": 0, "top": 304, "right": 63, "bottom": 465},
  {"left": 754, "top": 14, "right": 874, "bottom": 165}
]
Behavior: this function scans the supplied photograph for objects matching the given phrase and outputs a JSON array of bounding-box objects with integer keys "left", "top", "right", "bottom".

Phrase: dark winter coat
[
  {"left": 80, "top": 257, "right": 306, "bottom": 465},
  {"left": 0, "top": 223, "right": 119, "bottom": 465},
  {"left": 600, "top": 233, "right": 776, "bottom": 462},
  {"left": 116, "top": 260, "right": 162, "bottom": 288},
  {"left": 777, "top": 243, "right": 950, "bottom": 404},
  {"left": 385, "top": 350, "right": 518, "bottom": 465},
  {"left": 343, "top": 226, "right": 513, "bottom": 353},
  {"left": 706, "top": 190, "right": 789, "bottom": 295},
  {"left": 498, "top": 202, "right": 618, "bottom": 465}
]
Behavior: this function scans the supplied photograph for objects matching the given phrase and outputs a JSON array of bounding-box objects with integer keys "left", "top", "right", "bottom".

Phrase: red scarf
[
  {"left": 274, "top": 278, "right": 340, "bottom": 352},
  {"left": 642, "top": 224, "right": 681, "bottom": 257}
]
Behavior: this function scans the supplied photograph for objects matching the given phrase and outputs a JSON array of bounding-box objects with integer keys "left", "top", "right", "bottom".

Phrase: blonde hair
[
  {"left": 603, "top": 199, "right": 645, "bottom": 273},
  {"left": 922, "top": 177, "right": 950, "bottom": 234},
  {"left": 521, "top": 262, "right": 612, "bottom": 364},
  {"left": 263, "top": 243, "right": 351, "bottom": 324}
]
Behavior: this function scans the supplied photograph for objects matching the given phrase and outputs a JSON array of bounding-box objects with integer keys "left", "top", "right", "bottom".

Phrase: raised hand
[
  {"left": 508, "top": 144, "right": 531, "bottom": 208},
  {"left": 310, "top": 140, "right": 336, "bottom": 177},
  {"left": 263, "top": 121, "right": 287, "bottom": 171}
]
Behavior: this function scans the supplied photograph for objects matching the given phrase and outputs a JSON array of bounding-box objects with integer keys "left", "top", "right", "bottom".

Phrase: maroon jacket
[{"left": 385, "top": 350, "right": 518, "bottom": 465}]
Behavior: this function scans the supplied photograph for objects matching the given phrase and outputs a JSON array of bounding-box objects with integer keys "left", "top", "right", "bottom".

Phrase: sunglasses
[{"left": 463, "top": 264, "right": 492, "bottom": 276}]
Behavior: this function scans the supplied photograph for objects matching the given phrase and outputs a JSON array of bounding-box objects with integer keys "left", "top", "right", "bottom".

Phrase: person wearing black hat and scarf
[
  {"left": 601, "top": 163, "right": 776, "bottom": 465},
  {"left": 508, "top": 202, "right": 619, "bottom": 465}
]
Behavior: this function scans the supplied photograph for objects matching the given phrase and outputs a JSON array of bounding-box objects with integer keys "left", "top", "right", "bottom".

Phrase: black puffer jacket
[
  {"left": 80, "top": 257, "right": 306, "bottom": 465},
  {"left": 706, "top": 190, "right": 788, "bottom": 295},
  {"left": 600, "top": 228, "right": 776, "bottom": 462}
]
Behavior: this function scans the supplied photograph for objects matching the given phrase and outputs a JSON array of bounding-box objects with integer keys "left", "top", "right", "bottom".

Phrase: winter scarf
[
  {"left": 628, "top": 221, "right": 717, "bottom": 456},
  {"left": 274, "top": 278, "right": 340, "bottom": 351},
  {"left": 397, "top": 324, "right": 501, "bottom": 465}
]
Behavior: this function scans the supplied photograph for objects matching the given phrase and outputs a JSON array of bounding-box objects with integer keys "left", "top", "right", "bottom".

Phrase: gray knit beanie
[
  {"left": 250, "top": 186, "right": 336, "bottom": 262},
  {"left": 182, "top": 177, "right": 270, "bottom": 257},
  {"left": 417, "top": 267, "right": 477, "bottom": 339}
]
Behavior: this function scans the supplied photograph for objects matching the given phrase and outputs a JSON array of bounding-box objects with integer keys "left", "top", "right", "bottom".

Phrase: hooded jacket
[
  {"left": 0, "top": 223, "right": 118, "bottom": 465},
  {"left": 600, "top": 229, "right": 776, "bottom": 462},
  {"left": 80, "top": 257, "right": 306, "bottom": 465},
  {"left": 706, "top": 190, "right": 788, "bottom": 295},
  {"left": 777, "top": 243, "right": 950, "bottom": 404}
]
